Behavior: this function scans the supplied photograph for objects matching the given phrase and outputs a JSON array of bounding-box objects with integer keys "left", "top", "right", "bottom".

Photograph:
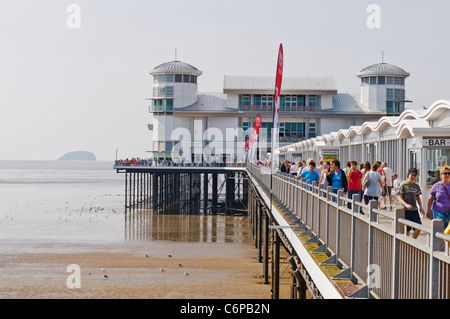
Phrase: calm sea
[{"left": 0, "top": 160, "right": 251, "bottom": 246}]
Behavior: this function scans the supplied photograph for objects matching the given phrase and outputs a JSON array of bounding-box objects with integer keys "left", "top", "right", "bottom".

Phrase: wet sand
[{"left": 0, "top": 239, "right": 272, "bottom": 299}]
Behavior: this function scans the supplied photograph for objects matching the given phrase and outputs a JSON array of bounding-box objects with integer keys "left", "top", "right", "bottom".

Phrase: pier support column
[
  {"left": 212, "top": 173, "right": 218, "bottom": 214},
  {"left": 272, "top": 229, "right": 280, "bottom": 299},
  {"left": 124, "top": 172, "right": 128, "bottom": 209},
  {"left": 263, "top": 211, "right": 270, "bottom": 284},
  {"left": 203, "top": 173, "right": 208, "bottom": 214},
  {"left": 257, "top": 202, "right": 262, "bottom": 263},
  {"left": 152, "top": 173, "right": 158, "bottom": 210}
]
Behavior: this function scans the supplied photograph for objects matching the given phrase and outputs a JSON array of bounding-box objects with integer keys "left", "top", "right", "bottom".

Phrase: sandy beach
[
  {"left": 0, "top": 239, "right": 278, "bottom": 299},
  {"left": 0, "top": 161, "right": 294, "bottom": 300}
]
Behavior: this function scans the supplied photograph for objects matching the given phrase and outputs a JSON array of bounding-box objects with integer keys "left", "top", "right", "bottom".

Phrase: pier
[
  {"left": 114, "top": 163, "right": 450, "bottom": 299},
  {"left": 114, "top": 165, "right": 248, "bottom": 215}
]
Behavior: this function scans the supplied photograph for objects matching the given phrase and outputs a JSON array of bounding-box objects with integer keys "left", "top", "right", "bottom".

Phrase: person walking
[
  {"left": 318, "top": 161, "right": 330, "bottom": 195},
  {"left": 280, "top": 161, "right": 287, "bottom": 173},
  {"left": 290, "top": 161, "right": 298, "bottom": 176},
  {"left": 362, "top": 162, "right": 383, "bottom": 205},
  {"left": 361, "top": 161, "right": 371, "bottom": 179},
  {"left": 347, "top": 160, "right": 363, "bottom": 212},
  {"left": 326, "top": 159, "right": 348, "bottom": 202},
  {"left": 397, "top": 168, "right": 425, "bottom": 239},
  {"left": 300, "top": 161, "right": 320, "bottom": 190},
  {"left": 317, "top": 160, "right": 324, "bottom": 176},
  {"left": 381, "top": 162, "right": 394, "bottom": 210},
  {"left": 426, "top": 165, "right": 450, "bottom": 228}
]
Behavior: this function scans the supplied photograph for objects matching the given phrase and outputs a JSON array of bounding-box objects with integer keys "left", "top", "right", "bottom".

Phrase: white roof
[
  {"left": 277, "top": 100, "right": 450, "bottom": 152},
  {"left": 356, "top": 63, "right": 410, "bottom": 78},
  {"left": 331, "top": 93, "right": 384, "bottom": 114},
  {"left": 176, "top": 93, "right": 237, "bottom": 112},
  {"left": 223, "top": 75, "right": 337, "bottom": 93}
]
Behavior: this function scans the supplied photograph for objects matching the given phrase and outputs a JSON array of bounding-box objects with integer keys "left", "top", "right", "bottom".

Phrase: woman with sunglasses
[{"left": 427, "top": 165, "right": 450, "bottom": 228}]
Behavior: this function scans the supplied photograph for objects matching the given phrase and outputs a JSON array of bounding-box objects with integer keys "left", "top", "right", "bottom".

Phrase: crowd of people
[{"left": 276, "top": 158, "right": 450, "bottom": 239}]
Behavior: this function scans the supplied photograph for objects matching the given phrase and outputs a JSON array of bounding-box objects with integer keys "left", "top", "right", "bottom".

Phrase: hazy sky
[{"left": 0, "top": 0, "right": 449, "bottom": 161}]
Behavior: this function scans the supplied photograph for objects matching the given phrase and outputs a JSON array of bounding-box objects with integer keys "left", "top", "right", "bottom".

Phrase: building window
[
  {"left": 153, "top": 86, "right": 174, "bottom": 98},
  {"left": 183, "top": 75, "right": 190, "bottom": 83},
  {"left": 175, "top": 74, "right": 183, "bottom": 82},
  {"left": 154, "top": 74, "right": 174, "bottom": 83},
  {"left": 279, "top": 122, "right": 305, "bottom": 142},
  {"left": 386, "top": 77, "right": 405, "bottom": 85},
  {"left": 394, "top": 77, "right": 405, "bottom": 85},
  {"left": 386, "top": 101, "right": 404, "bottom": 114},
  {"left": 307, "top": 96, "right": 317, "bottom": 111},
  {"left": 309, "top": 123, "right": 316, "bottom": 138},
  {"left": 253, "top": 95, "right": 273, "bottom": 112},
  {"left": 386, "top": 88, "right": 405, "bottom": 101},
  {"left": 240, "top": 95, "right": 251, "bottom": 111},
  {"left": 190, "top": 76, "right": 197, "bottom": 84},
  {"left": 426, "top": 148, "right": 450, "bottom": 186},
  {"left": 166, "top": 99, "right": 173, "bottom": 111},
  {"left": 261, "top": 122, "right": 273, "bottom": 140},
  {"left": 378, "top": 76, "right": 386, "bottom": 85},
  {"left": 281, "top": 95, "right": 306, "bottom": 111},
  {"left": 370, "top": 77, "right": 377, "bottom": 85},
  {"left": 151, "top": 99, "right": 173, "bottom": 112}
]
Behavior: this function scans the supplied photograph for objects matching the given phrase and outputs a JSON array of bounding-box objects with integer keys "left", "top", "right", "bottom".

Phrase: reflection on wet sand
[{"left": 124, "top": 210, "right": 251, "bottom": 243}]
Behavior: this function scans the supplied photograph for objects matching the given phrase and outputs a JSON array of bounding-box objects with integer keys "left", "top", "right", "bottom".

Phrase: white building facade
[
  {"left": 278, "top": 100, "right": 450, "bottom": 204},
  {"left": 147, "top": 60, "right": 411, "bottom": 163}
]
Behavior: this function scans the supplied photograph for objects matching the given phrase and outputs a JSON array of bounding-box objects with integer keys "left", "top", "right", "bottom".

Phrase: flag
[
  {"left": 271, "top": 44, "right": 283, "bottom": 171},
  {"left": 250, "top": 114, "right": 262, "bottom": 162},
  {"left": 247, "top": 114, "right": 262, "bottom": 162}
]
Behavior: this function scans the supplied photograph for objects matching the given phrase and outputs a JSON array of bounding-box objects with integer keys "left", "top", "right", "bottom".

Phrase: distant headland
[{"left": 58, "top": 151, "right": 97, "bottom": 161}]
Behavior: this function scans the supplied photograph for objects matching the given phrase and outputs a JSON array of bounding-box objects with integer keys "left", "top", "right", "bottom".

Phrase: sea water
[{"left": 0, "top": 160, "right": 251, "bottom": 245}]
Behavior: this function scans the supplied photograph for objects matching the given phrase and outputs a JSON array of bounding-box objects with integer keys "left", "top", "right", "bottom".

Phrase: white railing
[{"left": 248, "top": 164, "right": 450, "bottom": 299}]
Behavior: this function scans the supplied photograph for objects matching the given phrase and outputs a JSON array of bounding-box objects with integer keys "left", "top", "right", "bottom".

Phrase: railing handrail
[{"left": 247, "top": 163, "right": 450, "bottom": 299}]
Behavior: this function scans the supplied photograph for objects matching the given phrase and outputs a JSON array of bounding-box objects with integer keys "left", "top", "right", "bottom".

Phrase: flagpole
[{"left": 270, "top": 43, "right": 283, "bottom": 218}]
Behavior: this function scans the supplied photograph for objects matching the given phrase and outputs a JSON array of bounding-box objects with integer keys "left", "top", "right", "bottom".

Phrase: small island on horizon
[{"left": 58, "top": 151, "right": 97, "bottom": 161}]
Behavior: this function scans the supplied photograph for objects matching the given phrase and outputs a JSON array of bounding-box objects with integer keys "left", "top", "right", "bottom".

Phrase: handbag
[{"left": 363, "top": 172, "right": 371, "bottom": 188}]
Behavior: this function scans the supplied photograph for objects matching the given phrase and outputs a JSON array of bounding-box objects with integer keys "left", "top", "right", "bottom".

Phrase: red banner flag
[
  {"left": 271, "top": 44, "right": 283, "bottom": 170},
  {"left": 247, "top": 114, "right": 262, "bottom": 162}
]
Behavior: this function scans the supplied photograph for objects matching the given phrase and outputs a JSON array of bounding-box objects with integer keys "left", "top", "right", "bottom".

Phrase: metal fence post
[
  {"left": 350, "top": 193, "right": 360, "bottom": 273},
  {"left": 367, "top": 199, "right": 378, "bottom": 297},
  {"left": 336, "top": 189, "right": 344, "bottom": 260},
  {"left": 430, "top": 218, "right": 445, "bottom": 299},
  {"left": 392, "top": 207, "right": 405, "bottom": 299},
  {"left": 326, "top": 186, "right": 332, "bottom": 245}
]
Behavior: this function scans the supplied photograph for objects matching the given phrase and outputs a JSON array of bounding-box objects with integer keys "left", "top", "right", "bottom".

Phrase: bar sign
[{"left": 423, "top": 138, "right": 450, "bottom": 147}]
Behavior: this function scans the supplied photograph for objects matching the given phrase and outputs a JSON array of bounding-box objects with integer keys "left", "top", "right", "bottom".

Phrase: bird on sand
[
  {"left": 168, "top": 254, "right": 172, "bottom": 258},
  {"left": 184, "top": 271, "right": 190, "bottom": 276},
  {"left": 178, "top": 263, "right": 183, "bottom": 267},
  {"left": 104, "top": 274, "right": 109, "bottom": 278},
  {"left": 160, "top": 268, "right": 165, "bottom": 272}
]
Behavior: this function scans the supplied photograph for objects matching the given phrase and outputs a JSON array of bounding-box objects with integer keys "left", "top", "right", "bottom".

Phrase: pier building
[
  {"left": 146, "top": 59, "right": 410, "bottom": 162},
  {"left": 278, "top": 99, "right": 450, "bottom": 207}
]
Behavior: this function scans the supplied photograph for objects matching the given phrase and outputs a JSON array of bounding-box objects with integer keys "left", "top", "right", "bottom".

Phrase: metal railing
[{"left": 248, "top": 164, "right": 450, "bottom": 299}]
